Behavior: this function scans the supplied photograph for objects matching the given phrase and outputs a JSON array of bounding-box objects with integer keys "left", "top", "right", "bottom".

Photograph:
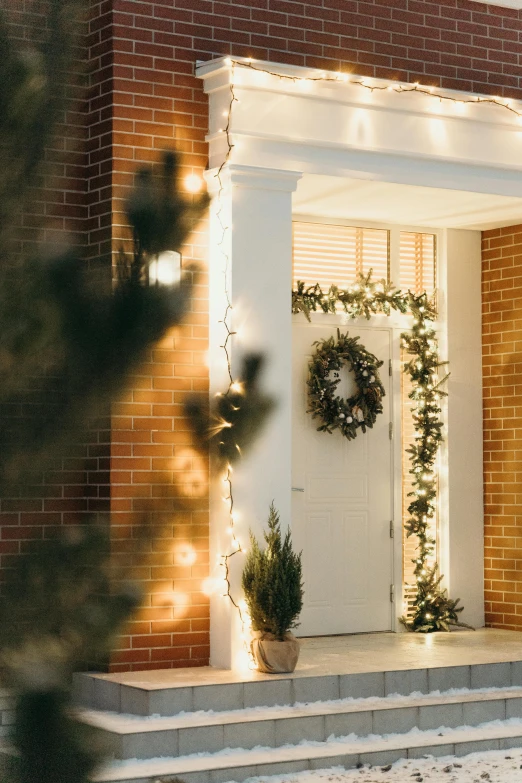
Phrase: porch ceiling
[{"left": 293, "top": 173, "right": 522, "bottom": 231}]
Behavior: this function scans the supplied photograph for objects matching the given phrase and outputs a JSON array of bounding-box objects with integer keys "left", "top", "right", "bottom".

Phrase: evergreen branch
[{"left": 186, "top": 354, "right": 275, "bottom": 470}]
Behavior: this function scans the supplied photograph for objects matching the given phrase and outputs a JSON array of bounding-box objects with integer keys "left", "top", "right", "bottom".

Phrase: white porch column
[
  {"left": 207, "top": 164, "right": 302, "bottom": 669},
  {"left": 440, "top": 228, "right": 485, "bottom": 628}
]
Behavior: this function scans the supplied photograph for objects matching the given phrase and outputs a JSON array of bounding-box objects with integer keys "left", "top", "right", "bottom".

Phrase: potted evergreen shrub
[{"left": 242, "top": 503, "right": 304, "bottom": 673}]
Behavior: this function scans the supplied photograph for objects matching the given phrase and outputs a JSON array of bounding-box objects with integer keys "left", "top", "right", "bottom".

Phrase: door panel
[{"left": 292, "top": 322, "right": 393, "bottom": 636}]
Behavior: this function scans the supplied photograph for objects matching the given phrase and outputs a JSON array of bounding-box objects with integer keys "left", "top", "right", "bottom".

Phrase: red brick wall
[
  {"left": 86, "top": 0, "right": 115, "bottom": 267},
  {"left": 483, "top": 225, "right": 522, "bottom": 630},
  {"left": 5, "top": 1, "right": 89, "bottom": 254},
  {"left": 111, "top": 0, "right": 522, "bottom": 99},
  {"left": 0, "top": 3, "right": 108, "bottom": 581}
]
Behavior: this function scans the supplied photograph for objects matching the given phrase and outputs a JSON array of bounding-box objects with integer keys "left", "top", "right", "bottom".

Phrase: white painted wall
[{"left": 440, "top": 229, "right": 485, "bottom": 628}]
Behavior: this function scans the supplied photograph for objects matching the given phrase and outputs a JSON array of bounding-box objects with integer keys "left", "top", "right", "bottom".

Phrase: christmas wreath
[{"left": 307, "top": 329, "right": 385, "bottom": 440}]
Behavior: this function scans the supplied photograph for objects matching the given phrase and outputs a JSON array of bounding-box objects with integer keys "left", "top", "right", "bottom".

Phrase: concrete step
[
  {"left": 92, "top": 718, "right": 522, "bottom": 783},
  {"left": 74, "top": 661, "right": 522, "bottom": 717},
  {"left": 80, "top": 686, "right": 522, "bottom": 760}
]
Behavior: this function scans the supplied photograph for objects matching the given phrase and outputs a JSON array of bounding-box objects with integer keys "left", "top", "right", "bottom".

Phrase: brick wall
[
  {"left": 86, "top": 0, "right": 114, "bottom": 267},
  {"left": 109, "top": 250, "right": 210, "bottom": 672},
  {"left": 113, "top": 0, "right": 522, "bottom": 100},
  {"left": 483, "top": 225, "right": 522, "bottom": 630},
  {"left": 0, "top": 4, "right": 109, "bottom": 582}
]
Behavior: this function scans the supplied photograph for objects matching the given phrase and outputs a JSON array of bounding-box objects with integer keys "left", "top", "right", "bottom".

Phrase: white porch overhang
[
  {"left": 198, "top": 56, "right": 522, "bottom": 204},
  {"left": 197, "top": 57, "right": 520, "bottom": 669}
]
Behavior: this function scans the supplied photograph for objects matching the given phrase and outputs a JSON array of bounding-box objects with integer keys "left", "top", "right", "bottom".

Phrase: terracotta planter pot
[{"left": 250, "top": 631, "right": 300, "bottom": 673}]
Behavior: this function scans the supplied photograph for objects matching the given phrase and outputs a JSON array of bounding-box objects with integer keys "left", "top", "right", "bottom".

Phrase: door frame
[{"left": 291, "top": 216, "right": 445, "bottom": 633}]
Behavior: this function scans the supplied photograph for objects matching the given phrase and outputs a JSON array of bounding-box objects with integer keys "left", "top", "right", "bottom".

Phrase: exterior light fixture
[{"left": 149, "top": 250, "right": 181, "bottom": 286}]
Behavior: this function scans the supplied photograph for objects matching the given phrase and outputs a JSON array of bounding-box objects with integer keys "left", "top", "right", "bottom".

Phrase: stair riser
[
  {"left": 77, "top": 661, "right": 522, "bottom": 716},
  {"left": 95, "top": 734, "right": 522, "bottom": 783},
  {"left": 104, "top": 696, "right": 522, "bottom": 759}
]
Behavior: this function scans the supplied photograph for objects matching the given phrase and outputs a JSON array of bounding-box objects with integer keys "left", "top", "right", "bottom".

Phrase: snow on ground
[{"left": 238, "top": 749, "right": 522, "bottom": 783}]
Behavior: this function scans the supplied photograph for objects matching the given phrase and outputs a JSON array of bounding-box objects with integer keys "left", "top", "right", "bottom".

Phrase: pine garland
[
  {"left": 292, "top": 272, "right": 469, "bottom": 632},
  {"left": 402, "top": 295, "right": 470, "bottom": 631},
  {"left": 292, "top": 270, "right": 408, "bottom": 320}
]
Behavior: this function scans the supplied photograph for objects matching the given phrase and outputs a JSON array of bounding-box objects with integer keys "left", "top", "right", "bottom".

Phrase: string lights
[
  {"left": 219, "top": 57, "right": 522, "bottom": 123},
  {"left": 401, "top": 297, "right": 468, "bottom": 631},
  {"left": 212, "top": 60, "right": 254, "bottom": 666},
  {"left": 293, "top": 271, "right": 467, "bottom": 632}
]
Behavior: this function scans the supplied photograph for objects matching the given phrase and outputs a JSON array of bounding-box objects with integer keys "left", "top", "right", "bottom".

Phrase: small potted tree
[{"left": 242, "top": 503, "right": 304, "bottom": 673}]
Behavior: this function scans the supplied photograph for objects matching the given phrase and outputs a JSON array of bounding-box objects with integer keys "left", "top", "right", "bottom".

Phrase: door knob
[{"left": 292, "top": 487, "right": 305, "bottom": 492}]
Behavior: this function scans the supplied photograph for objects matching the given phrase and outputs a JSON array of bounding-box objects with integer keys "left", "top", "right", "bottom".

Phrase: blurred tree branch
[{"left": 0, "top": 2, "right": 274, "bottom": 782}]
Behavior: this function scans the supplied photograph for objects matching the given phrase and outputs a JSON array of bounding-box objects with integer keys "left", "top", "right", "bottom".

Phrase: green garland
[
  {"left": 307, "top": 329, "right": 385, "bottom": 440},
  {"left": 292, "top": 271, "right": 469, "bottom": 632}
]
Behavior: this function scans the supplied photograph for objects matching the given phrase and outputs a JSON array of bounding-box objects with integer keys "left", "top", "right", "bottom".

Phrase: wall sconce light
[{"left": 149, "top": 250, "right": 182, "bottom": 286}]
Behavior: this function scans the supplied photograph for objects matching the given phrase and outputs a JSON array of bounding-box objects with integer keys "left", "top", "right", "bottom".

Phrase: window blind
[
  {"left": 399, "top": 232, "right": 436, "bottom": 296},
  {"left": 292, "top": 222, "right": 389, "bottom": 289}
]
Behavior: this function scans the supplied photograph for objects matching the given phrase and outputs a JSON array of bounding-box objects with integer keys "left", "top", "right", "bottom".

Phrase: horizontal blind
[
  {"left": 399, "top": 232, "right": 436, "bottom": 296},
  {"left": 293, "top": 222, "right": 389, "bottom": 289}
]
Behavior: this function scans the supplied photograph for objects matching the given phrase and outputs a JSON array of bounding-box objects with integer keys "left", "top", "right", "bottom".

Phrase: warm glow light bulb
[{"left": 184, "top": 173, "right": 204, "bottom": 193}]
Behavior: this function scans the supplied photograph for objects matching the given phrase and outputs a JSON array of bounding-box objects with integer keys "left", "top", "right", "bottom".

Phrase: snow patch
[{"left": 230, "top": 747, "right": 522, "bottom": 783}]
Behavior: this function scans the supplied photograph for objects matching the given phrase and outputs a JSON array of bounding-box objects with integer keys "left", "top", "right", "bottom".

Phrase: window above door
[{"left": 292, "top": 220, "right": 436, "bottom": 297}]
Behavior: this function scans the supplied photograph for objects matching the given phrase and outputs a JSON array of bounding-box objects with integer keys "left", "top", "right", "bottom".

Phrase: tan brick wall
[
  {"left": 483, "top": 224, "right": 522, "bottom": 629},
  {"left": 109, "top": 250, "right": 211, "bottom": 671}
]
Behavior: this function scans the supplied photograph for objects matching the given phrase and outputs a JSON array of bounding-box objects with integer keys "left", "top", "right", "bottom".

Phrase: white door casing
[{"left": 292, "top": 319, "right": 394, "bottom": 636}]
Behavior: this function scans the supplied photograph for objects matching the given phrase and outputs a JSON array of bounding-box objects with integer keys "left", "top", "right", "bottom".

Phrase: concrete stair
[
  {"left": 73, "top": 662, "right": 522, "bottom": 783},
  {"left": 81, "top": 687, "right": 522, "bottom": 761}
]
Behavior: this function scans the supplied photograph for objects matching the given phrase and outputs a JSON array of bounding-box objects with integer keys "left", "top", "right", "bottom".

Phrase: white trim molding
[
  {"left": 198, "top": 57, "right": 522, "bottom": 198},
  {"left": 469, "top": 1, "right": 522, "bottom": 8}
]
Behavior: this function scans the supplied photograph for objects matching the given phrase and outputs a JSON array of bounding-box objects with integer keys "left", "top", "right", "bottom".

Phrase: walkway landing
[{"left": 91, "top": 629, "right": 522, "bottom": 688}]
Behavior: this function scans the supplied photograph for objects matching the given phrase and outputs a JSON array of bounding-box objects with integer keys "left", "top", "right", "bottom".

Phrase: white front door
[{"left": 292, "top": 320, "right": 394, "bottom": 636}]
